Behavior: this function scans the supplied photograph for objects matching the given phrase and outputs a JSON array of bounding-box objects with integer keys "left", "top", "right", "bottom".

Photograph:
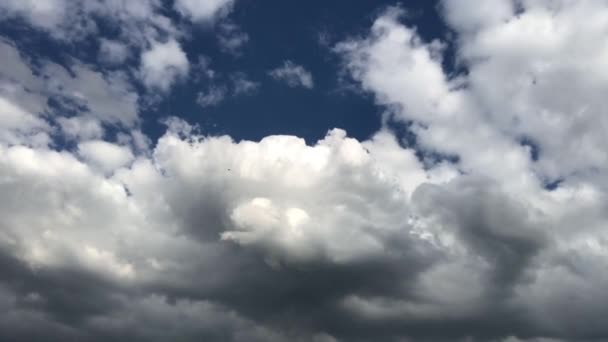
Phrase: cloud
[
  {"left": 268, "top": 61, "right": 314, "bottom": 89},
  {"left": 217, "top": 21, "right": 249, "bottom": 56},
  {"left": 56, "top": 116, "right": 104, "bottom": 141},
  {"left": 139, "top": 39, "right": 190, "bottom": 92},
  {"left": 174, "top": 0, "right": 234, "bottom": 23},
  {"left": 0, "top": 0, "right": 69, "bottom": 35},
  {"left": 77, "top": 140, "right": 134, "bottom": 174},
  {"left": 3, "top": 1, "right": 608, "bottom": 341},
  {"left": 0, "top": 96, "right": 50, "bottom": 147},
  {"left": 0, "top": 0, "right": 166, "bottom": 43},
  {"left": 196, "top": 85, "right": 227, "bottom": 107},
  {"left": 98, "top": 39, "right": 129, "bottom": 65},
  {"left": 231, "top": 72, "right": 259, "bottom": 95},
  {"left": 0, "top": 38, "right": 139, "bottom": 146},
  {"left": 196, "top": 72, "right": 259, "bottom": 107}
]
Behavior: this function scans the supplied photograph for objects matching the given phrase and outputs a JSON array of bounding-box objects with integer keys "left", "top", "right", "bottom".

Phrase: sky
[{"left": 1, "top": 0, "right": 608, "bottom": 341}]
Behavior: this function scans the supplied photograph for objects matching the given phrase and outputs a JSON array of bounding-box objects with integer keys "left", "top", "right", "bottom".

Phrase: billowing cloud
[
  {"left": 269, "top": 61, "right": 314, "bottom": 89},
  {"left": 1, "top": 1, "right": 608, "bottom": 341}
]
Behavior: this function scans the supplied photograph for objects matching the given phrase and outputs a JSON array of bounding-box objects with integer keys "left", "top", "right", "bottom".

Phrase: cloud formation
[
  {"left": 139, "top": 39, "right": 190, "bottom": 92},
  {"left": 269, "top": 61, "right": 315, "bottom": 89},
  {"left": 2, "top": 1, "right": 608, "bottom": 341}
]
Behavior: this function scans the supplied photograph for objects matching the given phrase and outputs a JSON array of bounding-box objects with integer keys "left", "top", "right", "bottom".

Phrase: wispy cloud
[{"left": 268, "top": 60, "right": 314, "bottom": 89}]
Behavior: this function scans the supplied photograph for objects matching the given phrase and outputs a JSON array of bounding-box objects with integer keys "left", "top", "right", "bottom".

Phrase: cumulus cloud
[
  {"left": 269, "top": 61, "right": 314, "bottom": 89},
  {"left": 139, "top": 39, "right": 190, "bottom": 92},
  {"left": 2, "top": 1, "right": 608, "bottom": 341},
  {"left": 77, "top": 140, "right": 134, "bottom": 174},
  {"left": 0, "top": 38, "right": 139, "bottom": 146},
  {"left": 174, "top": 0, "right": 234, "bottom": 23}
]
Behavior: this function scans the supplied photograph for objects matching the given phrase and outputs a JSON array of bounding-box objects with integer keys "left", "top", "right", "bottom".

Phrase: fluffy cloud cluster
[
  {"left": 0, "top": 38, "right": 140, "bottom": 146},
  {"left": 0, "top": 0, "right": 242, "bottom": 95},
  {"left": 1, "top": 1, "right": 608, "bottom": 341}
]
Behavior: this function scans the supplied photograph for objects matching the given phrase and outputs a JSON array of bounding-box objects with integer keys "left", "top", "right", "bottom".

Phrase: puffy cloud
[
  {"left": 174, "top": 0, "right": 235, "bottom": 23},
  {"left": 139, "top": 39, "right": 190, "bottom": 92},
  {"left": 0, "top": 96, "right": 50, "bottom": 147},
  {"left": 0, "top": 0, "right": 165, "bottom": 43},
  {"left": 77, "top": 140, "right": 134, "bottom": 174},
  {"left": 57, "top": 116, "right": 104, "bottom": 141},
  {"left": 0, "top": 109, "right": 606, "bottom": 341},
  {"left": 269, "top": 61, "right": 314, "bottom": 89},
  {"left": 330, "top": 2, "right": 608, "bottom": 340},
  {"left": 0, "top": 120, "right": 441, "bottom": 340},
  {"left": 3, "top": 1, "right": 608, "bottom": 341},
  {"left": 0, "top": 39, "right": 139, "bottom": 146}
]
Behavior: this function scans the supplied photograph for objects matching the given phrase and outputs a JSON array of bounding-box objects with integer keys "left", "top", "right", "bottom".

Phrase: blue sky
[{"left": 2, "top": 1, "right": 608, "bottom": 341}]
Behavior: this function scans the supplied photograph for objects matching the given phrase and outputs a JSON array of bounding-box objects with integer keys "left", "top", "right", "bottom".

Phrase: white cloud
[
  {"left": 0, "top": 39, "right": 139, "bottom": 146},
  {"left": 44, "top": 64, "right": 140, "bottom": 126},
  {"left": 0, "top": 96, "right": 50, "bottom": 147},
  {"left": 57, "top": 116, "right": 104, "bottom": 141},
  {"left": 231, "top": 72, "right": 259, "bottom": 95},
  {"left": 3, "top": 1, "right": 608, "bottom": 340},
  {"left": 331, "top": 2, "right": 608, "bottom": 335},
  {"left": 174, "top": 0, "right": 234, "bottom": 22},
  {"left": 268, "top": 61, "right": 314, "bottom": 89},
  {"left": 139, "top": 39, "right": 190, "bottom": 92},
  {"left": 77, "top": 140, "right": 134, "bottom": 174}
]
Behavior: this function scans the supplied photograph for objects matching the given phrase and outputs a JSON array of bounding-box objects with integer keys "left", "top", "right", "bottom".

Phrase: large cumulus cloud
[{"left": 1, "top": 1, "right": 608, "bottom": 341}]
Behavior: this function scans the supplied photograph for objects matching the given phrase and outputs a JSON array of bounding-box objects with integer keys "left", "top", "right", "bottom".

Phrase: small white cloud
[
  {"left": 196, "top": 85, "right": 227, "bottom": 108},
  {"left": 139, "top": 39, "right": 190, "bottom": 92},
  {"left": 269, "top": 61, "right": 314, "bottom": 89},
  {"left": 174, "top": 0, "right": 234, "bottom": 22},
  {"left": 231, "top": 72, "right": 259, "bottom": 95}
]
